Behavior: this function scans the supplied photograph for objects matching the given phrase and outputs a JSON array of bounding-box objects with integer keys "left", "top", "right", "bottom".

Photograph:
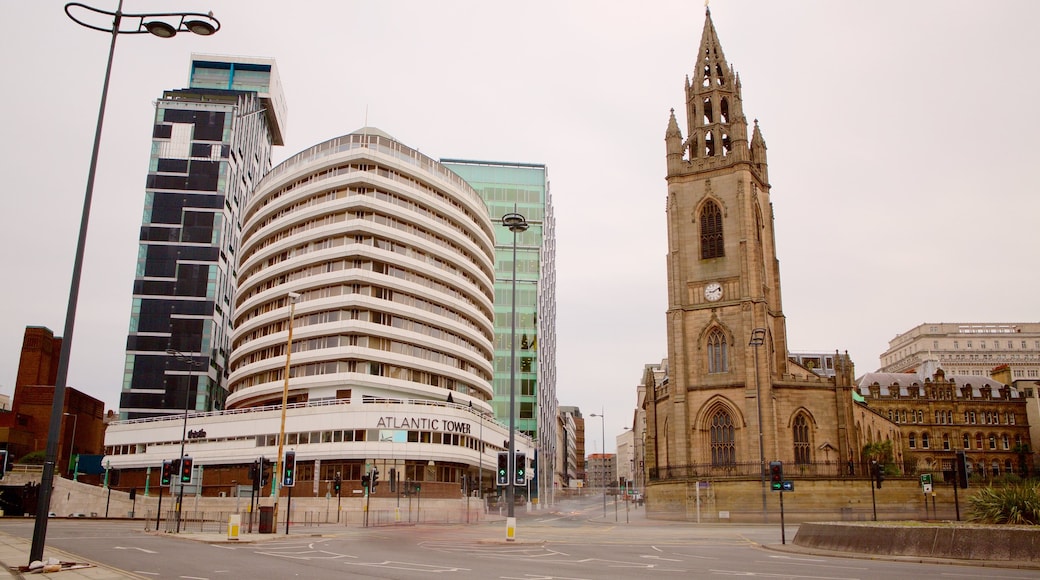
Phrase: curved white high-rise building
[
  {"left": 103, "top": 129, "right": 533, "bottom": 504},
  {"left": 227, "top": 128, "right": 498, "bottom": 414}
]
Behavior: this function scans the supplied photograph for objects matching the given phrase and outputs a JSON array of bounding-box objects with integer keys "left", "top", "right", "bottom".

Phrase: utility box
[
  {"left": 227, "top": 514, "right": 241, "bottom": 540},
  {"left": 258, "top": 506, "right": 274, "bottom": 534}
]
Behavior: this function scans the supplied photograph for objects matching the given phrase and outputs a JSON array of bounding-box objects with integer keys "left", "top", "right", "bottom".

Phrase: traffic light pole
[
  {"left": 285, "top": 486, "right": 292, "bottom": 535},
  {"left": 155, "top": 484, "right": 163, "bottom": 531},
  {"left": 779, "top": 489, "right": 786, "bottom": 545}
]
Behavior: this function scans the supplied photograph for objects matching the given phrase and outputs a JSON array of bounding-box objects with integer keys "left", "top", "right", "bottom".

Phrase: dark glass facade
[{"left": 118, "top": 56, "right": 285, "bottom": 420}]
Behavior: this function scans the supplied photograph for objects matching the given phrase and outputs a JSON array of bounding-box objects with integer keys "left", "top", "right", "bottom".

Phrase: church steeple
[{"left": 669, "top": 7, "right": 758, "bottom": 175}]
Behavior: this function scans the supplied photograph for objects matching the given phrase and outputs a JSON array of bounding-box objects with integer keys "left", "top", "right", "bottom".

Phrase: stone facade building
[
  {"left": 858, "top": 363, "right": 1032, "bottom": 480},
  {"left": 880, "top": 322, "right": 1040, "bottom": 381},
  {"left": 646, "top": 8, "right": 868, "bottom": 490}
]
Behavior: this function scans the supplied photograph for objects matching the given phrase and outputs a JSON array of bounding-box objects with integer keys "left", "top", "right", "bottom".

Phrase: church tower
[{"left": 660, "top": 7, "right": 791, "bottom": 469}]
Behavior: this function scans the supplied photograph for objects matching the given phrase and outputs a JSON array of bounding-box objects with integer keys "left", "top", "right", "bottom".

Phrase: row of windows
[
  {"left": 233, "top": 305, "right": 489, "bottom": 375},
  {"left": 107, "top": 426, "right": 504, "bottom": 458},
  {"left": 241, "top": 176, "right": 484, "bottom": 274},
  {"left": 241, "top": 208, "right": 489, "bottom": 302},
  {"left": 235, "top": 331, "right": 489, "bottom": 386},
  {"left": 707, "top": 409, "right": 814, "bottom": 466},
  {"left": 236, "top": 281, "right": 491, "bottom": 353},
  {"left": 934, "top": 340, "right": 1040, "bottom": 350},
  {"left": 246, "top": 145, "right": 490, "bottom": 247},
  {"left": 240, "top": 251, "right": 489, "bottom": 327},
  {"left": 907, "top": 432, "right": 1023, "bottom": 451},
  {"left": 888, "top": 409, "right": 1016, "bottom": 425},
  {"left": 231, "top": 358, "right": 486, "bottom": 401}
]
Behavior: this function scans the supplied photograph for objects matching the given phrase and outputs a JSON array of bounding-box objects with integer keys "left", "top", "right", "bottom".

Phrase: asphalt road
[{"left": 0, "top": 495, "right": 1035, "bottom": 579}]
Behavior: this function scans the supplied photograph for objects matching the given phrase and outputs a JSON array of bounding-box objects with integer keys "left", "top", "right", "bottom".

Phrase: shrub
[{"left": 966, "top": 482, "right": 1040, "bottom": 525}]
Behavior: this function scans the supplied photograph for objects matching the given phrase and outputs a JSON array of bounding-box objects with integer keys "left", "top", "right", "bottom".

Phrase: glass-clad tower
[
  {"left": 118, "top": 55, "right": 287, "bottom": 419},
  {"left": 440, "top": 160, "right": 557, "bottom": 503}
]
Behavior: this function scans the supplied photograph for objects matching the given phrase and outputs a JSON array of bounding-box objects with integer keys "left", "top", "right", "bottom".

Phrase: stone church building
[{"left": 643, "top": 9, "right": 900, "bottom": 521}]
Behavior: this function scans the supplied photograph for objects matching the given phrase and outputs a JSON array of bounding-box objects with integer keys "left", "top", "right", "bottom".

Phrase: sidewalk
[{"left": 0, "top": 532, "right": 142, "bottom": 580}]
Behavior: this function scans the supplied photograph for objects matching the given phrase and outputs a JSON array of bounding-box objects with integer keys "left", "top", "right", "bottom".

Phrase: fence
[{"left": 143, "top": 504, "right": 484, "bottom": 532}]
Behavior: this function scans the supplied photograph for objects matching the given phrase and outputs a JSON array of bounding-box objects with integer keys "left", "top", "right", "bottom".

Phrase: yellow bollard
[{"left": 505, "top": 516, "right": 516, "bottom": 542}]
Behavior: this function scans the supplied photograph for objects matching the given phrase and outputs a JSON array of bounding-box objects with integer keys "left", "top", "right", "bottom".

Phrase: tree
[
  {"left": 1011, "top": 442, "right": 1032, "bottom": 477},
  {"left": 862, "top": 440, "right": 894, "bottom": 474}
]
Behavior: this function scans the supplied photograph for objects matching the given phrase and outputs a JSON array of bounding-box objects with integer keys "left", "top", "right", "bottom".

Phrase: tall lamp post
[
  {"left": 502, "top": 210, "right": 528, "bottom": 537},
  {"left": 31, "top": 2, "right": 219, "bottom": 562},
  {"left": 62, "top": 413, "right": 79, "bottom": 480},
  {"left": 167, "top": 349, "right": 202, "bottom": 533},
  {"left": 590, "top": 409, "right": 606, "bottom": 518},
  {"left": 273, "top": 291, "right": 302, "bottom": 531},
  {"left": 749, "top": 328, "right": 767, "bottom": 521}
]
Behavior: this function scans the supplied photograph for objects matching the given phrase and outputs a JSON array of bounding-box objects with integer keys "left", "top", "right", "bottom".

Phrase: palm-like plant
[{"left": 967, "top": 482, "right": 1040, "bottom": 525}]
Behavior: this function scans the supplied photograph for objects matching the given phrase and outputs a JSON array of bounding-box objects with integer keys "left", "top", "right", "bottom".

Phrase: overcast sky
[{"left": 2, "top": 1, "right": 1038, "bottom": 454}]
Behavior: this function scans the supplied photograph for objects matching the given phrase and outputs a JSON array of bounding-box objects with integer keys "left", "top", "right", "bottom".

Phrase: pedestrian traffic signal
[
  {"left": 497, "top": 452, "right": 508, "bottom": 486},
  {"left": 283, "top": 450, "right": 296, "bottom": 487},
  {"left": 769, "top": 461, "right": 783, "bottom": 491},
  {"left": 161, "top": 460, "right": 173, "bottom": 485},
  {"left": 180, "top": 456, "right": 193, "bottom": 483},
  {"left": 515, "top": 452, "right": 526, "bottom": 485}
]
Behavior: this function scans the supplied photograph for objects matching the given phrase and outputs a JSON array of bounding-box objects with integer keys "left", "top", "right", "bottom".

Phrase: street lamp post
[
  {"left": 62, "top": 413, "right": 79, "bottom": 480},
  {"left": 590, "top": 409, "right": 606, "bottom": 518},
  {"left": 502, "top": 210, "right": 528, "bottom": 537},
  {"left": 30, "top": 2, "right": 220, "bottom": 562},
  {"left": 167, "top": 349, "right": 202, "bottom": 533},
  {"left": 273, "top": 292, "right": 302, "bottom": 531},
  {"left": 749, "top": 328, "right": 767, "bottom": 521}
]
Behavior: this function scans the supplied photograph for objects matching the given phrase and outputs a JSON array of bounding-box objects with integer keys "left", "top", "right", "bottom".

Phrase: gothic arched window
[
  {"left": 707, "top": 328, "right": 728, "bottom": 373},
  {"left": 710, "top": 409, "right": 736, "bottom": 466},
  {"left": 793, "top": 415, "right": 811, "bottom": 464},
  {"left": 700, "top": 201, "right": 724, "bottom": 259}
]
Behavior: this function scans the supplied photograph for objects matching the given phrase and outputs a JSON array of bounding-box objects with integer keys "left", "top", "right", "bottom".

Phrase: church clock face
[{"left": 704, "top": 282, "right": 723, "bottom": 302}]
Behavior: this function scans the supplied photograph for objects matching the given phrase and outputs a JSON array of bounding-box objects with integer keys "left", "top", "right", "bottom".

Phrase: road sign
[
  {"left": 781, "top": 481, "right": 794, "bottom": 492},
  {"left": 923, "top": 483, "right": 933, "bottom": 493}
]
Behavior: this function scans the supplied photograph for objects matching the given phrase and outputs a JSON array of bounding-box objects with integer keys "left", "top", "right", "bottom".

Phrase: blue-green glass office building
[{"left": 441, "top": 160, "right": 557, "bottom": 503}]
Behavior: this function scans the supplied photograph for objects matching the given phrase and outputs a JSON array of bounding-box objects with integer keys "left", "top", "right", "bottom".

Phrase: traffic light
[
  {"left": 497, "top": 452, "right": 508, "bottom": 486},
  {"left": 956, "top": 450, "right": 969, "bottom": 489},
  {"left": 389, "top": 468, "right": 396, "bottom": 492},
  {"left": 161, "top": 460, "right": 173, "bottom": 486},
  {"left": 0, "top": 450, "right": 8, "bottom": 480},
  {"left": 260, "top": 457, "right": 271, "bottom": 487},
  {"left": 769, "top": 461, "right": 783, "bottom": 490},
  {"left": 180, "top": 456, "right": 193, "bottom": 483},
  {"left": 515, "top": 452, "right": 526, "bottom": 485},
  {"left": 361, "top": 474, "right": 370, "bottom": 490},
  {"left": 371, "top": 468, "right": 379, "bottom": 490},
  {"left": 283, "top": 450, "right": 296, "bottom": 487},
  {"left": 333, "top": 474, "right": 342, "bottom": 493},
  {"left": 872, "top": 460, "right": 884, "bottom": 489}
]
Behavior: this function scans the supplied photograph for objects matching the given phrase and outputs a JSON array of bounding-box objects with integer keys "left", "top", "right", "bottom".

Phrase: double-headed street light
[
  {"left": 30, "top": 2, "right": 219, "bottom": 563},
  {"left": 273, "top": 291, "right": 302, "bottom": 530},
  {"left": 502, "top": 210, "right": 528, "bottom": 538},
  {"left": 167, "top": 349, "right": 203, "bottom": 533},
  {"left": 749, "top": 328, "right": 767, "bottom": 521},
  {"left": 589, "top": 409, "right": 606, "bottom": 518}
]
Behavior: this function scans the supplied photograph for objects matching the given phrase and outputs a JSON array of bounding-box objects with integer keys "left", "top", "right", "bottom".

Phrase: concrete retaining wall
[{"left": 794, "top": 521, "right": 1040, "bottom": 563}]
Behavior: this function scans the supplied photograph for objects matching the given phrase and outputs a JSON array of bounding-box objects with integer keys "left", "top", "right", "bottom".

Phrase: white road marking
[{"left": 114, "top": 546, "right": 157, "bottom": 554}]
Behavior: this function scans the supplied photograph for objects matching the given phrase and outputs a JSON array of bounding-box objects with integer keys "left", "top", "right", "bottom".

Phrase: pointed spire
[
  {"left": 695, "top": 6, "right": 731, "bottom": 90},
  {"left": 666, "top": 108, "right": 682, "bottom": 139},
  {"left": 751, "top": 119, "right": 769, "bottom": 182},
  {"left": 666, "top": 108, "right": 684, "bottom": 175}
]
